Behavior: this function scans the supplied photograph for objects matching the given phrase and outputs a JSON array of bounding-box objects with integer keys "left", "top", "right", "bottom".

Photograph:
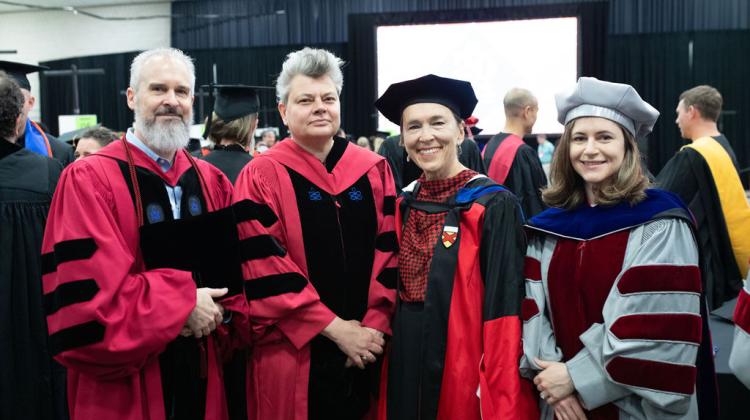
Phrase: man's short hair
[
  {"left": 0, "top": 71, "right": 24, "bottom": 141},
  {"left": 78, "top": 126, "right": 119, "bottom": 147},
  {"left": 679, "top": 85, "right": 722, "bottom": 122},
  {"left": 129, "top": 47, "right": 196, "bottom": 93},
  {"left": 503, "top": 88, "right": 537, "bottom": 118},
  {"left": 275, "top": 47, "right": 344, "bottom": 105}
]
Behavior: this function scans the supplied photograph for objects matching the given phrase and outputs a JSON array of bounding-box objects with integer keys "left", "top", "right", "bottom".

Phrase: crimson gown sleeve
[
  {"left": 477, "top": 192, "right": 539, "bottom": 419},
  {"left": 203, "top": 167, "right": 252, "bottom": 354},
  {"left": 233, "top": 159, "right": 336, "bottom": 349},
  {"left": 41, "top": 161, "right": 196, "bottom": 380},
  {"left": 361, "top": 161, "right": 398, "bottom": 334},
  {"left": 730, "top": 279, "right": 750, "bottom": 388}
]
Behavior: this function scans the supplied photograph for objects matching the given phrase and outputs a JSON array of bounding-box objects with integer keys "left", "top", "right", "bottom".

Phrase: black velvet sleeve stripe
[
  {"left": 41, "top": 238, "right": 98, "bottom": 275},
  {"left": 375, "top": 231, "right": 398, "bottom": 252},
  {"left": 48, "top": 320, "right": 105, "bottom": 356},
  {"left": 245, "top": 272, "right": 308, "bottom": 300},
  {"left": 239, "top": 235, "right": 287, "bottom": 261},
  {"left": 383, "top": 196, "right": 396, "bottom": 216},
  {"left": 44, "top": 279, "right": 99, "bottom": 316},
  {"left": 376, "top": 267, "right": 398, "bottom": 290},
  {"left": 41, "top": 252, "right": 56, "bottom": 276},
  {"left": 233, "top": 199, "right": 278, "bottom": 227}
]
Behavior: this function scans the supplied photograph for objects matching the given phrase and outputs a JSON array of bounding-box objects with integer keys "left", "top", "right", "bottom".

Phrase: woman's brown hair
[
  {"left": 206, "top": 112, "right": 257, "bottom": 148},
  {"left": 542, "top": 118, "right": 649, "bottom": 209}
]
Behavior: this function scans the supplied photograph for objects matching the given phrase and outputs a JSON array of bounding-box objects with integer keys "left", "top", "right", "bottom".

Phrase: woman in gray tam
[{"left": 519, "top": 77, "right": 717, "bottom": 420}]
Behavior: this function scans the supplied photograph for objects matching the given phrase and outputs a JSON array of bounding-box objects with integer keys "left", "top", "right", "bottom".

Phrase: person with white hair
[
  {"left": 234, "top": 47, "right": 398, "bottom": 419},
  {"left": 41, "top": 47, "right": 249, "bottom": 420}
]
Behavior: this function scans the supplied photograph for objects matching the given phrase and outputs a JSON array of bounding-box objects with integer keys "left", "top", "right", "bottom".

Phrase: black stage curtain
[
  {"left": 40, "top": 44, "right": 346, "bottom": 137},
  {"left": 606, "top": 30, "right": 750, "bottom": 185},
  {"left": 40, "top": 52, "right": 139, "bottom": 137},
  {"left": 345, "top": 2, "right": 608, "bottom": 139},
  {"left": 171, "top": 0, "right": 611, "bottom": 50}
]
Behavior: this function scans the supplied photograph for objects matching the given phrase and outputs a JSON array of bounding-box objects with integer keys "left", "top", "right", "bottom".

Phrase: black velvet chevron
[
  {"left": 44, "top": 279, "right": 99, "bottom": 316},
  {"left": 48, "top": 320, "right": 105, "bottom": 356},
  {"left": 41, "top": 238, "right": 98, "bottom": 275}
]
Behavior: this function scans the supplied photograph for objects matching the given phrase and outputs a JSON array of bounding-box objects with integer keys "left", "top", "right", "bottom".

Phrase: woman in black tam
[
  {"left": 201, "top": 85, "right": 260, "bottom": 184},
  {"left": 374, "top": 74, "right": 538, "bottom": 420}
]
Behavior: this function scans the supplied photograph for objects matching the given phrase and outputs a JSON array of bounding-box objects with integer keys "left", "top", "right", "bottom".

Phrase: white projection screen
[{"left": 376, "top": 17, "right": 578, "bottom": 135}]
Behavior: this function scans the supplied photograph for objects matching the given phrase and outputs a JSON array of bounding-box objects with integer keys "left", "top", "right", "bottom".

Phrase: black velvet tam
[
  {"left": 375, "top": 74, "right": 478, "bottom": 125},
  {"left": 0, "top": 60, "right": 48, "bottom": 91}
]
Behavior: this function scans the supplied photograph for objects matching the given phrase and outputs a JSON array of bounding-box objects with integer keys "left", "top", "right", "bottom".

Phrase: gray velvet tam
[{"left": 555, "top": 77, "right": 659, "bottom": 139}]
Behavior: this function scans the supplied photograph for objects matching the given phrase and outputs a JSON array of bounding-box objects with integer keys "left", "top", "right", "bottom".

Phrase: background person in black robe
[
  {"left": 656, "top": 85, "right": 744, "bottom": 309},
  {"left": 200, "top": 85, "right": 261, "bottom": 184},
  {"left": 482, "top": 87, "right": 547, "bottom": 218},
  {"left": 0, "top": 72, "right": 66, "bottom": 420},
  {"left": 0, "top": 60, "right": 73, "bottom": 166},
  {"left": 378, "top": 134, "right": 485, "bottom": 193}
]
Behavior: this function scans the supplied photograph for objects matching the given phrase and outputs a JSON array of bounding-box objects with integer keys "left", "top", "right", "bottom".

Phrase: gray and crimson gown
[{"left": 520, "top": 189, "right": 717, "bottom": 419}]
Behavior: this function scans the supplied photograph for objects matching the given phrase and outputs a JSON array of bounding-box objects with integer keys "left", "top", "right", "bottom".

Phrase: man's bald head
[
  {"left": 503, "top": 88, "right": 537, "bottom": 118},
  {"left": 503, "top": 88, "right": 538, "bottom": 135}
]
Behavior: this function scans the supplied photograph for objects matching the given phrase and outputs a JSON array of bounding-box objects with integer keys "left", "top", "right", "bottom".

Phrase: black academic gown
[
  {"left": 47, "top": 134, "right": 74, "bottom": 167},
  {"left": 656, "top": 135, "right": 742, "bottom": 309},
  {"left": 200, "top": 144, "right": 253, "bottom": 184},
  {"left": 17, "top": 129, "right": 74, "bottom": 167},
  {"left": 0, "top": 140, "right": 66, "bottom": 420},
  {"left": 378, "top": 135, "right": 486, "bottom": 193},
  {"left": 482, "top": 133, "right": 547, "bottom": 218}
]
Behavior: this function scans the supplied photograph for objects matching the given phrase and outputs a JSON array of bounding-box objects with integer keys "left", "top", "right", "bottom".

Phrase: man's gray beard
[{"left": 134, "top": 114, "right": 191, "bottom": 157}]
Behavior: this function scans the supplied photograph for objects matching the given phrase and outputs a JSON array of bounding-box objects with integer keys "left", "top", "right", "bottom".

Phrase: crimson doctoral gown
[
  {"left": 42, "top": 140, "right": 247, "bottom": 420},
  {"left": 233, "top": 137, "right": 398, "bottom": 420}
]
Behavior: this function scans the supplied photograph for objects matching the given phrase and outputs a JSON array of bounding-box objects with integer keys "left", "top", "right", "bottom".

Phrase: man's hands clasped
[
  {"left": 322, "top": 317, "right": 385, "bottom": 369},
  {"left": 181, "top": 287, "right": 228, "bottom": 338}
]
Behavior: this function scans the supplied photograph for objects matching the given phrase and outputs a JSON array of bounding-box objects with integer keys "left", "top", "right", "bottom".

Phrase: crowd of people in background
[{"left": 0, "top": 44, "right": 748, "bottom": 420}]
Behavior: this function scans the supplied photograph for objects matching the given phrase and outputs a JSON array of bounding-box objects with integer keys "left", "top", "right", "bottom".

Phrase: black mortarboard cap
[
  {"left": 0, "top": 60, "right": 49, "bottom": 91},
  {"left": 375, "top": 74, "right": 478, "bottom": 125},
  {"left": 201, "top": 84, "right": 269, "bottom": 138}
]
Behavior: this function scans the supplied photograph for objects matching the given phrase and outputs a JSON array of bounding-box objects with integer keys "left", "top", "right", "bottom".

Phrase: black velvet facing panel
[
  {"left": 284, "top": 151, "right": 379, "bottom": 418},
  {"left": 48, "top": 320, "right": 105, "bottom": 356},
  {"left": 233, "top": 199, "right": 278, "bottom": 227},
  {"left": 244, "top": 272, "right": 307, "bottom": 300},
  {"left": 41, "top": 238, "right": 98, "bottom": 275},
  {"left": 116, "top": 160, "right": 244, "bottom": 297},
  {"left": 239, "top": 235, "right": 287, "bottom": 261},
  {"left": 139, "top": 205, "right": 244, "bottom": 296},
  {"left": 43, "top": 279, "right": 99, "bottom": 316}
]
